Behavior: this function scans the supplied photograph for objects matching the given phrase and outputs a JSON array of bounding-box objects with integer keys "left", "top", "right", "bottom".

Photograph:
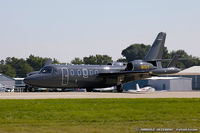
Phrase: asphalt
[{"left": 0, "top": 91, "right": 200, "bottom": 99}]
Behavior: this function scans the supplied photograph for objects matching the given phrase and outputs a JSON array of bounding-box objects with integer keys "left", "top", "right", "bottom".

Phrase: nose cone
[
  {"left": 24, "top": 75, "right": 40, "bottom": 86},
  {"left": 24, "top": 76, "right": 33, "bottom": 85},
  {"left": 24, "top": 74, "right": 53, "bottom": 88}
]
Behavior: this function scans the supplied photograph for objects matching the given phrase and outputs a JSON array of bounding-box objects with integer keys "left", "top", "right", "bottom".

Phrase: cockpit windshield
[{"left": 40, "top": 66, "right": 52, "bottom": 74}]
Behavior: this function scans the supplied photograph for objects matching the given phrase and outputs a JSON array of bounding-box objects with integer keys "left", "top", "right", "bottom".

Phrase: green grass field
[{"left": 0, "top": 98, "right": 199, "bottom": 133}]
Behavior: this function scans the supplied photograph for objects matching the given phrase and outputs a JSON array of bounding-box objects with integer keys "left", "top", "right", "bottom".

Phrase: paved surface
[{"left": 0, "top": 91, "right": 200, "bottom": 99}]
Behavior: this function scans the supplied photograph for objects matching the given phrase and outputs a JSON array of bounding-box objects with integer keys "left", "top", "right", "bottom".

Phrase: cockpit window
[{"left": 40, "top": 66, "right": 52, "bottom": 74}]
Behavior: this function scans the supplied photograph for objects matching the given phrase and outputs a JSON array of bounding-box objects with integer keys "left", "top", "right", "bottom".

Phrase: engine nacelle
[
  {"left": 150, "top": 67, "right": 181, "bottom": 75},
  {"left": 126, "top": 60, "right": 154, "bottom": 71}
]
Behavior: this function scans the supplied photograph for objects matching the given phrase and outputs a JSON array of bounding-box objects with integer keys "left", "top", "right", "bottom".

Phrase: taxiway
[{"left": 0, "top": 91, "right": 199, "bottom": 99}]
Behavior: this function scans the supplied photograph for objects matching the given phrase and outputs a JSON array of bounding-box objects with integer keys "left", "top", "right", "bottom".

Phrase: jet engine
[{"left": 125, "top": 60, "right": 154, "bottom": 71}]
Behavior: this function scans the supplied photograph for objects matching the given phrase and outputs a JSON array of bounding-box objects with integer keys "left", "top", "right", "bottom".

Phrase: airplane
[
  {"left": 127, "top": 83, "right": 155, "bottom": 93},
  {"left": 93, "top": 86, "right": 116, "bottom": 92},
  {"left": 24, "top": 32, "right": 181, "bottom": 92}
]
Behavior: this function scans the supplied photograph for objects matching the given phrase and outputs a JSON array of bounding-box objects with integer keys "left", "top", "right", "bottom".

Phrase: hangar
[
  {"left": 123, "top": 77, "right": 192, "bottom": 91},
  {"left": 0, "top": 73, "right": 15, "bottom": 91},
  {"left": 123, "top": 66, "right": 200, "bottom": 91},
  {"left": 147, "top": 77, "right": 192, "bottom": 91},
  {"left": 166, "top": 66, "right": 200, "bottom": 90}
]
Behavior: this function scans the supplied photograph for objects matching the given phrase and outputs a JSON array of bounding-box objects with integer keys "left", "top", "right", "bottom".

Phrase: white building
[
  {"left": 167, "top": 66, "right": 200, "bottom": 90},
  {"left": 14, "top": 78, "right": 25, "bottom": 92},
  {"left": 147, "top": 77, "right": 192, "bottom": 91}
]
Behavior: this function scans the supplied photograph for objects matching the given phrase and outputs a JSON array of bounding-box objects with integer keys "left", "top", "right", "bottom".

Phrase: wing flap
[
  {"left": 98, "top": 70, "right": 151, "bottom": 84},
  {"left": 98, "top": 70, "right": 149, "bottom": 76}
]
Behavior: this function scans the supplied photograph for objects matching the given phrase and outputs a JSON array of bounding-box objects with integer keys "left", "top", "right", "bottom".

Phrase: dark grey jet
[{"left": 24, "top": 32, "right": 181, "bottom": 92}]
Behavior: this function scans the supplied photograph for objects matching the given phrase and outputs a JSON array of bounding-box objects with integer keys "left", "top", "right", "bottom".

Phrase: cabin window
[
  {"left": 94, "top": 70, "right": 99, "bottom": 75},
  {"left": 40, "top": 66, "right": 52, "bottom": 74},
  {"left": 82, "top": 69, "right": 88, "bottom": 78},
  {"left": 70, "top": 70, "right": 74, "bottom": 76},
  {"left": 77, "top": 70, "right": 82, "bottom": 76},
  {"left": 83, "top": 70, "right": 87, "bottom": 75},
  {"left": 89, "top": 70, "right": 93, "bottom": 75}
]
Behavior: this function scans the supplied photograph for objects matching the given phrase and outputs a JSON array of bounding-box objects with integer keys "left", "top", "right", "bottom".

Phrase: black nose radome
[{"left": 24, "top": 77, "right": 31, "bottom": 85}]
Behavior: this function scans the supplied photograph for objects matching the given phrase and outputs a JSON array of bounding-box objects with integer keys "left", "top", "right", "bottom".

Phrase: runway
[{"left": 0, "top": 91, "right": 200, "bottom": 99}]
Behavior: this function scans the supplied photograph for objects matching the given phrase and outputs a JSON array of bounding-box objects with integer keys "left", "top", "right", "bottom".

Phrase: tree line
[{"left": 0, "top": 44, "right": 200, "bottom": 78}]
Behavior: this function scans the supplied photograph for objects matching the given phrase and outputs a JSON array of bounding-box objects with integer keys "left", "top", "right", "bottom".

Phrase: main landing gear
[
  {"left": 116, "top": 84, "right": 123, "bottom": 93},
  {"left": 86, "top": 88, "right": 93, "bottom": 92}
]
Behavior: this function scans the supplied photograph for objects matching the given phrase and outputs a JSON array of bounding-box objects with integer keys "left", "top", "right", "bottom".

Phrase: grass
[{"left": 0, "top": 98, "right": 199, "bottom": 133}]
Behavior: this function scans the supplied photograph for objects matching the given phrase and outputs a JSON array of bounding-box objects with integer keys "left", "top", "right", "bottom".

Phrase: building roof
[
  {"left": 0, "top": 73, "right": 15, "bottom": 81},
  {"left": 180, "top": 66, "right": 200, "bottom": 73},
  {"left": 147, "top": 76, "right": 191, "bottom": 80},
  {"left": 14, "top": 78, "right": 24, "bottom": 80}
]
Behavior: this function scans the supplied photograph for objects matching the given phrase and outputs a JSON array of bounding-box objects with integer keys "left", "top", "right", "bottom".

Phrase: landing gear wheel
[
  {"left": 86, "top": 88, "right": 93, "bottom": 92},
  {"left": 117, "top": 84, "right": 123, "bottom": 93},
  {"left": 25, "top": 85, "right": 29, "bottom": 92},
  {"left": 28, "top": 87, "right": 33, "bottom": 92}
]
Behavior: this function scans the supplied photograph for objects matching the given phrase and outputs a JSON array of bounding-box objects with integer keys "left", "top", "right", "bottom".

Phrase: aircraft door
[{"left": 62, "top": 68, "right": 69, "bottom": 85}]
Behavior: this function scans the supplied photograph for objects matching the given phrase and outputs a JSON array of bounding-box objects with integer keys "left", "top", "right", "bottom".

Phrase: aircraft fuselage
[{"left": 24, "top": 64, "right": 126, "bottom": 88}]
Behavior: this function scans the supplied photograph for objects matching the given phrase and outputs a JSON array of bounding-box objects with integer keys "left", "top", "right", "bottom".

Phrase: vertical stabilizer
[
  {"left": 144, "top": 32, "right": 166, "bottom": 61},
  {"left": 136, "top": 84, "right": 140, "bottom": 91}
]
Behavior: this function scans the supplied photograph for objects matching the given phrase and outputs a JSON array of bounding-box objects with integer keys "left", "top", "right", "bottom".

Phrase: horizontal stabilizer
[{"left": 148, "top": 58, "right": 193, "bottom": 62}]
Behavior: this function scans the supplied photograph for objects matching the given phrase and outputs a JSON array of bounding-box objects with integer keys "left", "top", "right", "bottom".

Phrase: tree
[
  {"left": 96, "top": 55, "right": 112, "bottom": 65},
  {"left": 117, "top": 58, "right": 127, "bottom": 62},
  {"left": 52, "top": 58, "right": 60, "bottom": 64},
  {"left": 121, "top": 44, "right": 150, "bottom": 61},
  {"left": 71, "top": 58, "right": 84, "bottom": 64},
  {"left": 121, "top": 43, "right": 200, "bottom": 69},
  {"left": 0, "top": 60, "right": 4, "bottom": 65},
  {"left": 1, "top": 64, "right": 16, "bottom": 77},
  {"left": 121, "top": 44, "right": 171, "bottom": 62},
  {"left": 71, "top": 55, "right": 113, "bottom": 65},
  {"left": 169, "top": 50, "right": 200, "bottom": 69},
  {"left": 27, "top": 55, "right": 61, "bottom": 70},
  {"left": 27, "top": 55, "right": 47, "bottom": 71},
  {"left": 5, "top": 57, "right": 33, "bottom": 77},
  {"left": 83, "top": 55, "right": 97, "bottom": 64},
  {"left": 83, "top": 55, "right": 112, "bottom": 65}
]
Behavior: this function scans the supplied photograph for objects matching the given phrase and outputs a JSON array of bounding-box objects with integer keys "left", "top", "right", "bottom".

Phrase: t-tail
[
  {"left": 126, "top": 32, "right": 181, "bottom": 75},
  {"left": 144, "top": 32, "right": 166, "bottom": 68},
  {"left": 144, "top": 32, "right": 166, "bottom": 61}
]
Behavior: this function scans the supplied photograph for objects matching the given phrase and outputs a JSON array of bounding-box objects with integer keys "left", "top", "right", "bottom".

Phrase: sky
[{"left": 0, "top": 0, "right": 200, "bottom": 63}]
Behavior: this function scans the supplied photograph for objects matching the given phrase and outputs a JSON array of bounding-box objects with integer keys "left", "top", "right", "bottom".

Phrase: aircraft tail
[
  {"left": 136, "top": 84, "right": 140, "bottom": 91},
  {"left": 144, "top": 32, "right": 166, "bottom": 61}
]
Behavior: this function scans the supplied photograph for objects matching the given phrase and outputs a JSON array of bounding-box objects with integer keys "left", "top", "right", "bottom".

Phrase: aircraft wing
[{"left": 98, "top": 70, "right": 151, "bottom": 83}]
